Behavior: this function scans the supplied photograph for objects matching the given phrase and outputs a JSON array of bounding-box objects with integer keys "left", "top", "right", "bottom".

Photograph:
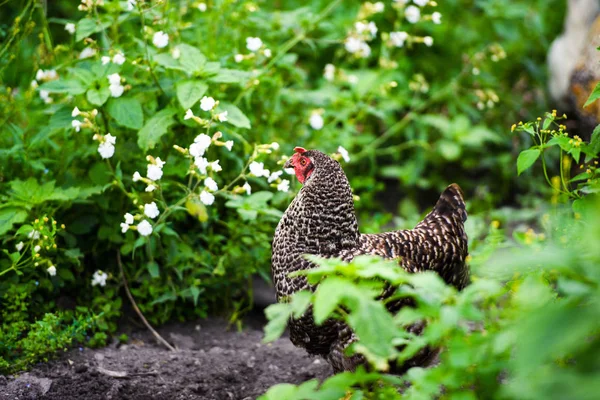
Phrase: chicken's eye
[{"left": 300, "top": 158, "right": 307, "bottom": 166}]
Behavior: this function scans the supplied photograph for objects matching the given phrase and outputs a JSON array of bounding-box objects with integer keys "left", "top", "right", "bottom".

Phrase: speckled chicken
[{"left": 271, "top": 147, "right": 469, "bottom": 373}]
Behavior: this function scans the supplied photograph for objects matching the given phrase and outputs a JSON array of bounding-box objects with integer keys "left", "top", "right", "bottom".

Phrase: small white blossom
[
  {"left": 190, "top": 134, "right": 212, "bottom": 157},
  {"left": 309, "top": 111, "right": 324, "bottom": 130},
  {"left": 120, "top": 222, "right": 130, "bottom": 233},
  {"left": 125, "top": 213, "right": 134, "bottom": 225},
  {"left": 184, "top": 109, "right": 194, "bottom": 120},
  {"left": 145, "top": 184, "right": 156, "bottom": 192},
  {"left": 147, "top": 164, "right": 163, "bottom": 181},
  {"left": 277, "top": 179, "right": 290, "bottom": 192},
  {"left": 405, "top": 5, "right": 421, "bottom": 23},
  {"left": 40, "top": 90, "right": 52, "bottom": 104},
  {"left": 197, "top": 2, "right": 207, "bottom": 12},
  {"left": 224, "top": 140, "right": 234, "bottom": 151},
  {"left": 200, "top": 190, "right": 215, "bottom": 205},
  {"left": 243, "top": 182, "right": 251, "bottom": 195},
  {"left": 246, "top": 37, "right": 263, "bottom": 52},
  {"left": 413, "top": 0, "right": 428, "bottom": 6},
  {"left": 101, "top": 56, "right": 111, "bottom": 65},
  {"left": 338, "top": 146, "right": 350, "bottom": 162},
  {"left": 16, "top": 241, "right": 24, "bottom": 252},
  {"left": 144, "top": 202, "right": 160, "bottom": 219},
  {"left": 153, "top": 31, "right": 169, "bottom": 48},
  {"left": 263, "top": 48, "right": 272, "bottom": 58},
  {"left": 72, "top": 107, "right": 80, "bottom": 117},
  {"left": 423, "top": 36, "right": 433, "bottom": 47},
  {"left": 28, "top": 230, "right": 40, "bottom": 239},
  {"left": 34, "top": 245, "right": 41, "bottom": 253},
  {"left": 373, "top": 2, "right": 385, "bottom": 12},
  {"left": 215, "top": 111, "right": 228, "bottom": 122},
  {"left": 112, "top": 52, "right": 126, "bottom": 65},
  {"left": 91, "top": 270, "right": 108, "bottom": 287},
  {"left": 432, "top": 12, "right": 442, "bottom": 24},
  {"left": 31, "top": 80, "right": 38, "bottom": 88},
  {"left": 109, "top": 84, "right": 124, "bottom": 97},
  {"left": 194, "top": 156, "right": 209, "bottom": 174},
  {"left": 234, "top": 54, "right": 244, "bottom": 63},
  {"left": 72, "top": 120, "right": 82, "bottom": 132},
  {"left": 133, "top": 171, "right": 142, "bottom": 181},
  {"left": 35, "top": 69, "right": 45, "bottom": 81},
  {"left": 345, "top": 37, "right": 363, "bottom": 53},
  {"left": 200, "top": 96, "right": 216, "bottom": 111},
  {"left": 324, "top": 64, "right": 335, "bottom": 81},
  {"left": 210, "top": 160, "right": 222, "bottom": 172},
  {"left": 249, "top": 161, "right": 270, "bottom": 177},
  {"left": 155, "top": 157, "right": 166, "bottom": 168},
  {"left": 137, "top": 220, "right": 153, "bottom": 236},
  {"left": 98, "top": 142, "right": 115, "bottom": 159},
  {"left": 172, "top": 47, "right": 181, "bottom": 59},
  {"left": 355, "top": 21, "right": 377, "bottom": 37},
  {"left": 204, "top": 177, "right": 218, "bottom": 192},
  {"left": 268, "top": 170, "right": 283, "bottom": 183},
  {"left": 65, "top": 23, "right": 76, "bottom": 34},
  {"left": 47, "top": 265, "right": 57, "bottom": 276},
  {"left": 126, "top": 0, "right": 137, "bottom": 11},
  {"left": 104, "top": 133, "right": 116, "bottom": 145},
  {"left": 284, "top": 168, "right": 295, "bottom": 175},
  {"left": 390, "top": 31, "right": 409, "bottom": 47},
  {"left": 79, "top": 47, "right": 96, "bottom": 59},
  {"left": 271, "top": 142, "right": 280, "bottom": 150}
]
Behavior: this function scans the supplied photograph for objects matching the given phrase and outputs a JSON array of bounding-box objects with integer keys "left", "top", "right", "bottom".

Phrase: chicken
[{"left": 271, "top": 147, "right": 469, "bottom": 373}]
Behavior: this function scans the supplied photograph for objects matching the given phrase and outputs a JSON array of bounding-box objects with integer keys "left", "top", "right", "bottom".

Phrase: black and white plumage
[{"left": 271, "top": 148, "right": 469, "bottom": 373}]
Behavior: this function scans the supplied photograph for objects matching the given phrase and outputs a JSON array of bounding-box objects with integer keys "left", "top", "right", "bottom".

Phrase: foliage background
[{"left": 2, "top": 0, "right": 599, "bottom": 398}]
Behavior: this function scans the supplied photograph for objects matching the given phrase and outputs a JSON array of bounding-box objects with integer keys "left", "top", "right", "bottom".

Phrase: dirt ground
[{"left": 0, "top": 312, "right": 332, "bottom": 400}]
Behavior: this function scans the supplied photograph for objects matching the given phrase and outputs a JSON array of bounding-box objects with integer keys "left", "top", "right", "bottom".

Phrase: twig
[{"left": 116, "top": 252, "right": 176, "bottom": 352}]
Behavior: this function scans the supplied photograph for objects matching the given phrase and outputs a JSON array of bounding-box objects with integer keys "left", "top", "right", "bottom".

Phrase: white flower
[
  {"left": 215, "top": 111, "right": 228, "bottom": 122},
  {"left": 137, "top": 220, "right": 153, "bottom": 236},
  {"left": 204, "top": 177, "right": 218, "bottom": 192},
  {"left": 126, "top": 0, "right": 137, "bottom": 11},
  {"left": 34, "top": 245, "right": 41, "bottom": 253},
  {"left": 191, "top": 157, "right": 209, "bottom": 175},
  {"left": 124, "top": 213, "right": 134, "bottom": 224},
  {"left": 324, "top": 64, "right": 335, "bottom": 81},
  {"left": 234, "top": 54, "right": 244, "bottom": 63},
  {"left": 200, "top": 190, "right": 215, "bottom": 205},
  {"left": 373, "top": 2, "right": 385, "bottom": 12},
  {"left": 284, "top": 168, "right": 295, "bottom": 175},
  {"left": 200, "top": 96, "right": 216, "bottom": 111},
  {"left": 146, "top": 184, "right": 156, "bottom": 192},
  {"left": 197, "top": 2, "right": 207, "bottom": 12},
  {"left": 155, "top": 157, "right": 166, "bottom": 168},
  {"left": 36, "top": 69, "right": 45, "bottom": 81},
  {"left": 271, "top": 142, "right": 280, "bottom": 150},
  {"left": 431, "top": 11, "right": 442, "bottom": 24},
  {"left": 28, "top": 230, "right": 40, "bottom": 239},
  {"left": 72, "top": 107, "right": 80, "bottom": 117},
  {"left": 249, "top": 161, "right": 270, "bottom": 177},
  {"left": 16, "top": 241, "right": 24, "bottom": 251},
  {"left": 190, "top": 133, "right": 212, "bottom": 157},
  {"left": 153, "top": 31, "right": 169, "bottom": 48},
  {"left": 405, "top": 5, "right": 421, "bottom": 23},
  {"left": 246, "top": 37, "right": 263, "bottom": 52},
  {"left": 91, "top": 270, "right": 108, "bottom": 287},
  {"left": 144, "top": 202, "right": 160, "bottom": 219},
  {"left": 31, "top": 80, "right": 38, "bottom": 88},
  {"left": 133, "top": 171, "right": 142, "bottom": 181},
  {"left": 347, "top": 75, "right": 359, "bottom": 84},
  {"left": 104, "top": 133, "right": 116, "bottom": 145},
  {"left": 345, "top": 37, "right": 363, "bottom": 53},
  {"left": 390, "top": 31, "right": 409, "bottom": 47},
  {"left": 79, "top": 47, "right": 96, "bottom": 59},
  {"left": 263, "top": 48, "right": 272, "bottom": 57},
  {"left": 423, "top": 36, "right": 434, "bottom": 47},
  {"left": 413, "top": 0, "right": 428, "bottom": 6},
  {"left": 72, "top": 120, "right": 82, "bottom": 132},
  {"left": 107, "top": 73, "right": 120, "bottom": 85},
  {"left": 243, "top": 182, "right": 251, "bottom": 195},
  {"left": 40, "top": 90, "right": 52, "bottom": 104},
  {"left": 309, "top": 111, "right": 324, "bottom": 130},
  {"left": 338, "top": 146, "right": 350, "bottom": 162},
  {"left": 184, "top": 109, "right": 194, "bottom": 120},
  {"left": 224, "top": 140, "right": 234, "bottom": 151},
  {"left": 112, "top": 52, "right": 126, "bottom": 65},
  {"left": 120, "top": 222, "right": 130, "bottom": 233},
  {"left": 210, "top": 160, "right": 222, "bottom": 172},
  {"left": 147, "top": 164, "right": 163, "bottom": 181},
  {"left": 277, "top": 179, "right": 290, "bottom": 192},
  {"left": 356, "top": 21, "right": 377, "bottom": 37},
  {"left": 268, "top": 170, "right": 283, "bottom": 183},
  {"left": 172, "top": 47, "right": 181, "bottom": 59},
  {"left": 65, "top": 23, "right": 76, "bottom": 34},
  {"left": 47, "top": 266, "right": 57, "bottom": 276},
  {"left": 109, "top": 84, "right": 124, "bottom": 97},
  {"left": 98, "top": 142, "right": 115, "bottom": 159},
  {"left": 101, "top": 56, "right": 111, "bottom": 65}
]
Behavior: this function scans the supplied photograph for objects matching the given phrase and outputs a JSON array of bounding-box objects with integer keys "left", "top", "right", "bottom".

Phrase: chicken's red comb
[{"left": 294, "top": 147, "right": 307, "bottom": 153}]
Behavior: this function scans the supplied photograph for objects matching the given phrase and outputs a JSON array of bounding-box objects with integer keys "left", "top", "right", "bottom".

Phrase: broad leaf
[
  {"left": 178, "top": 43, "right": 207, "bottom": 74},
  {"left": 39, "top": 79, "right": 87, "bottom": 95},
  {"left": 76, "top": 18, "right": 111, "bottom": 41},
  {"left": 217, "top": 102, "right": 251, "bottom": 129},
  {"left": 137, "top": 108, "right": 176, "bottom": 151},
  {"left": 584, "top": 81, "right": 600, "bottom": 108},
  {"left": 87, "top": 87, "right": 110, "bottom": 106},
  {"left": 107, "top": 97, "right": 144, "bottom": 129},
  {"left": 517, "top": 148, "right": 541, "bottom": 175},
  {"left": 0, "top": 207, "right": 28, "bottom": 236},
  {"left": 176, "top": 80, "right": 208, "bottom": 110}
]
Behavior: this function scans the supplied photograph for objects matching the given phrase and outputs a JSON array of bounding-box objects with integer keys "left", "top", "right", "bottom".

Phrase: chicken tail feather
[{"left": 432, "top": 183, "right": 467, "bottom": 223}]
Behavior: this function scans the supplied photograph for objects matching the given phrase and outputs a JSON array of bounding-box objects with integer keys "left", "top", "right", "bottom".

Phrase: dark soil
[{"left": 0, "top": 313, "right": 332, "bottom": 400}]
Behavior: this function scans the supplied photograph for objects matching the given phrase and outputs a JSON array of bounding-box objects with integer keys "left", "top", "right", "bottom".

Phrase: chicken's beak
[{"left": 284, "top": 158, "right": 293, "bottom": 169}]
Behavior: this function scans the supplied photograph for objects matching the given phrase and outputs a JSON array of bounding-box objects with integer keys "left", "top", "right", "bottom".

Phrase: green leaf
[
  {"left": 87, "top": 87, "right": 110, "bottom": 106},
  {"left": 176, "top": 80, "right": 208, "bottom": 110},
  {"left": 107, "top": 97, "right": 144, "bottom": 129},
  {"left": 217, "top": 102, "right": 251, "bottom": 129},
  {"left": 137, "top": 108, "right": 177, "bottom": 151},
  {"left": 178, "top": 44, "right": 207, "bottom": 73},
  {"left": 209, "top": 69, "right": 253, "bottom": 84},
  {"left": 517, "top": 148, "right": 541, "bottom": 175},
  {"left": 153, "top": 53, "right": 186, "bottom": 71},
  {"left": 39, "top": 79, "right": 87, "bottom": 95},
  {"left": 76, "top": 18, "right": 111, "bottom": 41},
  {"left": 147, "top": 261, "right": 160, "bottom": 278},
  {"left": 0, "top": 207, "right": 28, "bottom": 236},
  {"left": 584, "top": 81, "right": 600, "bottom": 108},
  {"left": 313, "top": 277, "right": 346, "bottom": 324}
]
